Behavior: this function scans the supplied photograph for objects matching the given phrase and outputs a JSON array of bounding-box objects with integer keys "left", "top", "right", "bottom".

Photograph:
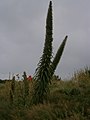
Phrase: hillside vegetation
[{"left": 0, "top": 68, "right": 90, "bottom": 120}]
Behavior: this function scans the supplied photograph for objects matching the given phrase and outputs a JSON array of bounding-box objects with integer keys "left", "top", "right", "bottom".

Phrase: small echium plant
[
  {"left": 10, "top": 76, "right": 15, "bottom": 104},
  {"left": 22, "top": 71, "right": 29, "bottom": 105}
]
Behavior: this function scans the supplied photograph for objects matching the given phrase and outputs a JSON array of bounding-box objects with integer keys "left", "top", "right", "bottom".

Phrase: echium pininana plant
[{"left": 32, "top": 1, "right": 68, "bottom": 104}]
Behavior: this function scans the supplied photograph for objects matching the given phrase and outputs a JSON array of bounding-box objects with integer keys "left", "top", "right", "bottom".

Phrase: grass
[{"left": 0, "top": 68, "right": 90, "bottom": 120}]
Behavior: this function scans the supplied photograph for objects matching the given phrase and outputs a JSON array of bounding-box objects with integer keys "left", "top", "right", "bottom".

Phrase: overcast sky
[{"left": 0, "top": 0, "right": 90, "bottom": 79}]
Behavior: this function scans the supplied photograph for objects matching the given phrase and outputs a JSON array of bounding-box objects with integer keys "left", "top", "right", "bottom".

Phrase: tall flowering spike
[
  {"left": 41, "top": 0, "right": 53, "bottom": 65},
  {"left": 51, "top": 36, "right": 68, "bottom": 76},
  {"left": 33, "top": 1, "right": 53, "bottom": 104}
]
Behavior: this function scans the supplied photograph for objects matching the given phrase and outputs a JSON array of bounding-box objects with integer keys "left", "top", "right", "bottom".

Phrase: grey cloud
[{"left": 0, "top": 0, "right": 90, "bottom": 79}]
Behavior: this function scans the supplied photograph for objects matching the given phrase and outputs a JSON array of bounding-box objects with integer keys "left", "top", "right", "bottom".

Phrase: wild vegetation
[
  {"left": 0, "top": 1, "right": 90, "bottom": 120},
  {"left": 0, "top": 68, "right": 90, "bottom": 120}
]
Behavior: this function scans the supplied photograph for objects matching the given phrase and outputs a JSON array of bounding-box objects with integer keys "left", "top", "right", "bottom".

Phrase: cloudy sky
[{"left": 0, "top": 0, "right": 90, "bottom": 79}]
